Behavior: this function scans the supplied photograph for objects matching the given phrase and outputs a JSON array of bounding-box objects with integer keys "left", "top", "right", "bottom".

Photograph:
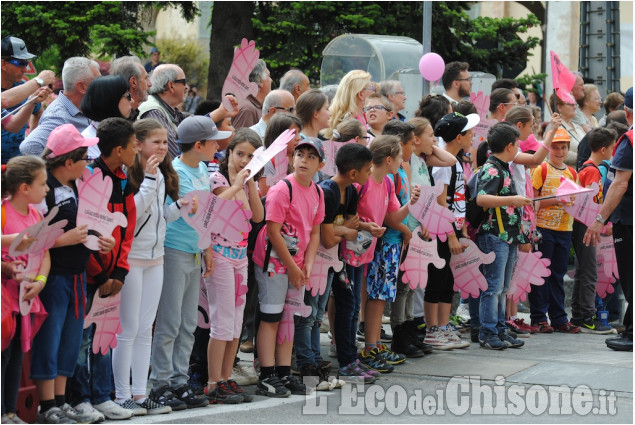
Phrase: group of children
[{"left": 1, "top": 87, "right": 623, "bottom": 423}]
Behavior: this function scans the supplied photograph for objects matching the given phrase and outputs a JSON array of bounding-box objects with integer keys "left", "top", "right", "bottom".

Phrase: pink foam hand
[
  {"left": 277, "top": 287, "right": 312, "bottom": 345},
  {"left": 235, "top": 273, "right": 248, "bottom": 307},
  {"left": 556, "top": 177, "right": 595, "bottom": 203},
  {"left": 180, "top": 190, "right": 252, "bottom": 250},
  {"left": 596, "top": 235, "right": 619, "bottom": 280},
  {"left": 399, "top": 232, "right": 445, "bottom": 290},
  {"left": 469, "top": 92, "right": 497, "bottom": 149},
  {"left": 83, "top": 292, "right": 122, "bottom": 355},
  {"left": 77, "top": 168, "right": 128, "bottom": 250},
  {"left": 408, "top": 184, "right": 456, "bottom": 242},
  {"left": 321, "top": 139, "right": 355, "bottom": 177},
  {"left": 596, "top": 271, "right": 616, "bottom": 298},
  {"left": 550, "top": 51, "right": 577, "bottom": 104},
  {"left": 306, "top": 244, "right": 344, "bottom": 296},
  {"left": 197, "top": 276, "right": 210, "bottom": 329},
  {"left": 266, "top": 149, "right": 288, "bottom": 187},
  {"left": 508, "top": 251, "right": 551, "bottom": 303},
  {"left": 246, "top": 129, "right": 296, "bottom": 181},
  {"left": 221, "top": 38, "right": 260, "bottom": 112},
  {"left": 450, "top": 238, "right": 496, "bottom": 299},
  {"left": 562, "top": 183, "right": 601, "bottom": 226}
]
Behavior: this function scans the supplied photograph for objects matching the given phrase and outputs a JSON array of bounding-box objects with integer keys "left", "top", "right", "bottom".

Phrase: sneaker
[
  {"left": 553, "top": 322, "right": 581, "bottom": 334},
  {"left": 173, "top": 384, "right": 209, "bottom": 408},
  {"left": 327, "top": 330, "right": 333, "bottom": 339},
  {"left": 300, "top": 364, "right": 331, "bottom": 392},
  {"left": 329, "top": 342, "right": 337, "bottom": 358},
  {"left": 36, "top": 407, "right": 77, "bottom": 424},
  {"left": 443, "top": 327, "right": 471, "bottom": 349},
  {"left": 449, "top": 315, "right": 470, "bottom": 331},
  {"left": 356, "top": 323, "right": 365, "bottom": 341},
  {"left": 231, "top": 362, "right": 259, "bottom": 386},
  {"left": 70, "top": 402, "right": 105, "bottom": 423},
  {"left": 355, "top": 340, "right": 365, "bottom": 350},
  {"left": 239, "top": 340, "right": 255, "bottom": 353},
  {"left": 580, "top": 317, "right": 614, "bottom": 334},
  {"left": 479, "top": 334, "right": 507, "bottom": 350},
  {"left": 256, "top": 376, "right": 291, "bottom": 398},
  {"left": 529, "top": 321, "right": 554, "bottom": 333},
  {"left": 456, "top": 303, "right": 471, "bottom": 320},
  {"left": 355, "top": 359, "right": 381, "bottom": 378},
  {"left": 337, "top": 362, "right": 376, "bottom": 384},
  {"left": 93, "top": 400, "right": 134, "bottom": 420},
  {"left": 382, "top": 315, "right": 391, "bottom": 324},
  {"left": 358, "top": 347, "right": 394, "bottom": 373},
  {"left": 505, "top": 320, "right": 530, "bottom": 338},
  {"left": 187, "top": 371, "right": 206, "bottom": 396},
  {"left": 423, "top": 326, "right": 454, "bottom": 350},
  {"left": 320, "top": 318, "right": 330, "bottom": 333},
  {"left": 281, "top": 374, "right": 313, "bottom": 395},
  {"left": 116, "top": 399, "right": 147, "bottom": 416},
  {"left": 205, "top": 380, "right": 244, "bottom": 404},
  {"left": 227, "top": 379, "right": 254, "bottom": 402},
  {"left": 380, "top": 328, "right": 392, "bottom": 342},
  {"left": 377, "top": 343, "right": 406, "bottom": 364},
  {"left": 148, "top": 385, "right": 187, "bottom": 411},
  {"left": 513, "top": 318, "right": 534, "bottom": 334},
  {"left": 2, "top": 413, "right": 27, "bottom": 425},
  {"left": 59, "top": 403, "right": 102, "bottom": 423},
  {"left": 137, "top": 398, "right": 172, "bottom": 415},
  {"left": 499, "top": 331, "right": 525, "bottom": 348}
]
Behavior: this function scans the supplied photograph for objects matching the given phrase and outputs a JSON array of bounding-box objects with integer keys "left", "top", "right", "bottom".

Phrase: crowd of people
[{"left": 1, "top": 34, "right": 633, "bottom": 425}]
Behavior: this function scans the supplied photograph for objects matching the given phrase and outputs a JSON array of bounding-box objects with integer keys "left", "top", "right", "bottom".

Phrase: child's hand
[
  {"left": 343, "top": 215, "right": 359, "bottom": 229},
  {"left": 202, "top": 249, "right": 214, "bottom": 277},
  {"left": 448, "top": 236, "right": 467, "bottom": 256},
  {"left": 145, "top": 154, "right": 161, "bottom": 175},
  {"left": 233, "top": 168, "right": 250, "bottom": 189},
  {"left": 14, "top": 234, "right": 37, "bottom": 252},
  {"left": 288, "top": 264, "right": 306, "bottom": 289},
  {"left": 22, "top": 279, "right": 45, "bottom": 301},
  {"left": 419, "top": 224, "right": 430, "bottom": 240},
  {"left": 67, "top": 224, "right": 89, "bottom": 245},
  {"left": 1, "top": 260, "right": 25, "bottom": 282},
  {"left": 97, "top": 234, "right": 115, "bottom": 254},
  {"left": 549, "top": 113, "right": 562, "bottom": 129},
  {"left": 100, "top": 278, "right": 123, "bottom": 297},
  {"left": 220, "top": 94, "right": 240, "bottom": 118},
  {"left": 189, "top": 196, "right": 199, "bottom": 215},
  {"left": 410, "top": 184, "right": 421, "bottom": 204},
  {"left": 519, "top": 243, "right": 531, "bottom": 253},
  {"left": 402, "top": 228, "right": 412, "bottom": 246},
  {"left": 367, "top": 222, "right": 386, "bottom": 237},
  {"left": 510, "top": 196, "right": 532, "bottom": 208}
]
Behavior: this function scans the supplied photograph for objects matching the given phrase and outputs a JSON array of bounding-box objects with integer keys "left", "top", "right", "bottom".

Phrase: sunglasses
[
  {"left": 274, "top": 106, "right": 296, "bottom": 113},
  {"left": 173, "top": 78, "right": 187, "bottom": 85},
  {"left": 7, "top": 58, "right": 28, "bottom": 67}
]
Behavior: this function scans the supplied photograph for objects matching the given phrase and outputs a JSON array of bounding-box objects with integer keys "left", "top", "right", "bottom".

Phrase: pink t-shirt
[
  {"left": 253, "top": 174, "right": 325, "bottom": 270},
  {"left": 353, "top": 176, "right": 400, "bottom": 265}
]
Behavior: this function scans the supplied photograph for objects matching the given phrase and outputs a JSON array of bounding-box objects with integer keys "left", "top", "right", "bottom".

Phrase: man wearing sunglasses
[{"left": 1, "top": 36, "right": 55, "bottom": 163}]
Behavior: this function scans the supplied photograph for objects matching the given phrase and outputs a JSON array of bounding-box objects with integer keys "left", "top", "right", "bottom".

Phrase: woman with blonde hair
[{"left": 325, "top": 70, "right": 373, "bottom": 139}]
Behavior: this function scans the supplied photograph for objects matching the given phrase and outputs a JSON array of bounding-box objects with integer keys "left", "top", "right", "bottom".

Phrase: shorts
[
  {"left": 365, "top": 240, "right": 401, "bottom": 302},
  {"left": 255, "top": 266, "right": 294, "bottom": 315}
]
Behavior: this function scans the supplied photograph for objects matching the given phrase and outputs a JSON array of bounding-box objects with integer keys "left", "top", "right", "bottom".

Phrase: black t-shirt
[{"left": 319, "top": 179, "right": 358, "bottom": 225}]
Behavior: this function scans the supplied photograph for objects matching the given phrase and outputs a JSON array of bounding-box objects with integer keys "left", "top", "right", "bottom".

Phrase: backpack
[{"left": 465, "top": 159, "right": 505, "bottom": 232}]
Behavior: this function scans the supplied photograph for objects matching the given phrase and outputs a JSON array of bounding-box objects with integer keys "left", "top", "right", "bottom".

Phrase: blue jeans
[
  {"left": 477, "top": 233, "right": 518, "bottom": 338},
  {"left": 528, "top": 228, "right": 572, "bottom": 327},
  {"left": 69, "top": 284, "right": 113, "bottom": 405},
  {"left": 294, "top": 271, "right": 333, "bottom": 369}
]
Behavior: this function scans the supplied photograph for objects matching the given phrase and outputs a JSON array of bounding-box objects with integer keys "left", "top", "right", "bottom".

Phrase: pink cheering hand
[
  {"left": 595, "top": 235, "right": 619, "bottom": 297},
  {"left": 9, "top": 206, "right": 68, "bottom": 315},
  {"left": 321, "top": 139, "right": 355, "bottom": 177},
  {"left": 235, "top": 273, "right": 248, "bottom": 307},
  {"left": 563, "top": 182, "right": 601, "bottom": 226},
  {"left": 470, "top": 92, "right": 497, "bottom": 149},
  {"left": 277, "top": 287, "right": 312, "bottom": 345},
  {"left": 180, "top": 190, "right": 252, "bottom": 250},
  {"left": 221, "top": 38, "right": 260, "bottom": 112},
  {"left": 450, "top": 238, "right": 495, "bottom": 299},
  {"left": 508, "top": 251, "right": 551, "bottom": 303},
  {"left": 84, "top": 291, "right": 122, "bottom": 355},
  {"left": 77, "top": 168, "right": 128, "bottom": 251},
  {"left": 408, "top": 184, "right": 456, "bottom": 242},
  {"left": 245, "top": 129, "right": 296, "bottom": 181},
  {"left": 306, "top": 244, "right": 344, "bottom": 296},
  {"left": 399, "top": 232, "right": 445, "bottom": 290},
  {"left": 266, "top": 149, "right": 289, "bottom": 187}
]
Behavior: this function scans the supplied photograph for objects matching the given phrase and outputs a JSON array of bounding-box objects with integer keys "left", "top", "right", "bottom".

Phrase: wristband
[
  {"left": 35, "top": 275, "right": 47, "bottom": 286},
  {"left": 539, "top": 142, "right": 551, "bottom": 152}
]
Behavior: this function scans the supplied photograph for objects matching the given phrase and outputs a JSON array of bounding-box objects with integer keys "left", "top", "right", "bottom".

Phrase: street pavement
[{"left": 110, "top": 313, "right": 633, "bottom": 424}]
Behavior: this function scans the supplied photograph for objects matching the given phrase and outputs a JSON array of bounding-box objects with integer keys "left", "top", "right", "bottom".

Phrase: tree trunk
[{"left": 207, "top": 1, "right": 255, "bottom": 100}]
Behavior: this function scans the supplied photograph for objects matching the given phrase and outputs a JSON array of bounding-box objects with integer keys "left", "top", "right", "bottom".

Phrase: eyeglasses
[
  {"left": 503, "top": 102, "right": 519, "bottom": 106},
  {"left": 363, "top": 105, "right": 391, "bottom": 113},
  {"left": 394, "top": 91, "right": 406, "bottom": 96},
  {"left": 122, "top": 92, "right": 132, "bottom": 101},
  {"left": 173, "top": 78, "right": 187, "bottom": 85},
  {"left": 274, "top": 106, "right": 296, "bottom": 113},
  {"left": 456, "top": 77, "right": 472, "bottom": 82},
  {"left": 7, "top": 58, "right": 28, "bottom": 67}
]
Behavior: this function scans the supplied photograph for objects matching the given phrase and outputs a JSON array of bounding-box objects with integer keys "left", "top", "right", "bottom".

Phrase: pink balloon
[{"left": 419, "top": 53, "right": 445, "bottom": 82}]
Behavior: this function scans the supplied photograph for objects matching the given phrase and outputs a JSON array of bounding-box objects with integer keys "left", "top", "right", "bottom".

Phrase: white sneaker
[
  {"left": 231, "top": 362, "right": 258, "bottom": 385},
  {"left": 328, "top": 342, "right": 337, "bottom": 358},
  {"left": 423, "top": 326, "right": 455, "bottom": 350},
  {"left": 355, "top": 340, "right": 365, "bottom": 350},
  {"left": 71, "top": 402, "right": 105, "bottom": 423},
  {"left": 382, "top": 315, "right": 390, "bottom": 324},
  {"left": 456, "top": 303, "right": 471, "bottom": 320},
  {"left": 443, "top": 327, "right": 471, "bottom": 349},
  {"left": 320, "top": 317, "right": 330, "bottom": 333},
  {"left": 93, "top": 400, "right": 133, "bottom": 420}
]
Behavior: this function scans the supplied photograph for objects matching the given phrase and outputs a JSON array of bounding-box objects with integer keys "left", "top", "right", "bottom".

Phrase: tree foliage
[
  {"left": 1, "top": 1, "right": 199, "bottom": 72},
  {"left": 157, "top": 38, "right": 209, "bottom": 93},
  {"left": 250, "top": 2, "right": 541, "bottom": 84}
]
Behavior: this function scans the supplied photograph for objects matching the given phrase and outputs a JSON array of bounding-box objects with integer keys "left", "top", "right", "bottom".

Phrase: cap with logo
[
  {"left": 177, "top": 116, "right": 232, "bottom": 144},
  {"left": 1, "top": 36, "right": 36, "bottom": 60},
  {"left": 552, "top": 127, "right": 571, "bottom": 144},
  {"left": 434, "top": 112, "right": 480, "bottom": 142}
]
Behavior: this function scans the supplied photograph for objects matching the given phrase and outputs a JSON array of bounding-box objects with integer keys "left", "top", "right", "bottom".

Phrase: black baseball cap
[
  {"left": 295, "top": 138, "right": 325, "bottom": 162},
  {"left": 434, "top": 112, "right": 480, "bottom": 141},
  {"left": 1, "top": 36, "right": 36, "bottom": 60}
]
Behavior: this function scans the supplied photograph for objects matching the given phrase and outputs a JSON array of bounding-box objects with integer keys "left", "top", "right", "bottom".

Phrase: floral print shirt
[{"left": 476, "top": 155, "right": 528, "bottom": 244}]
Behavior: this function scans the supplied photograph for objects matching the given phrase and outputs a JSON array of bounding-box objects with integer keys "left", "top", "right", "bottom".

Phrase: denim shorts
[{"left": 30, "top": 272, "right": 86, "bottom": 380}]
